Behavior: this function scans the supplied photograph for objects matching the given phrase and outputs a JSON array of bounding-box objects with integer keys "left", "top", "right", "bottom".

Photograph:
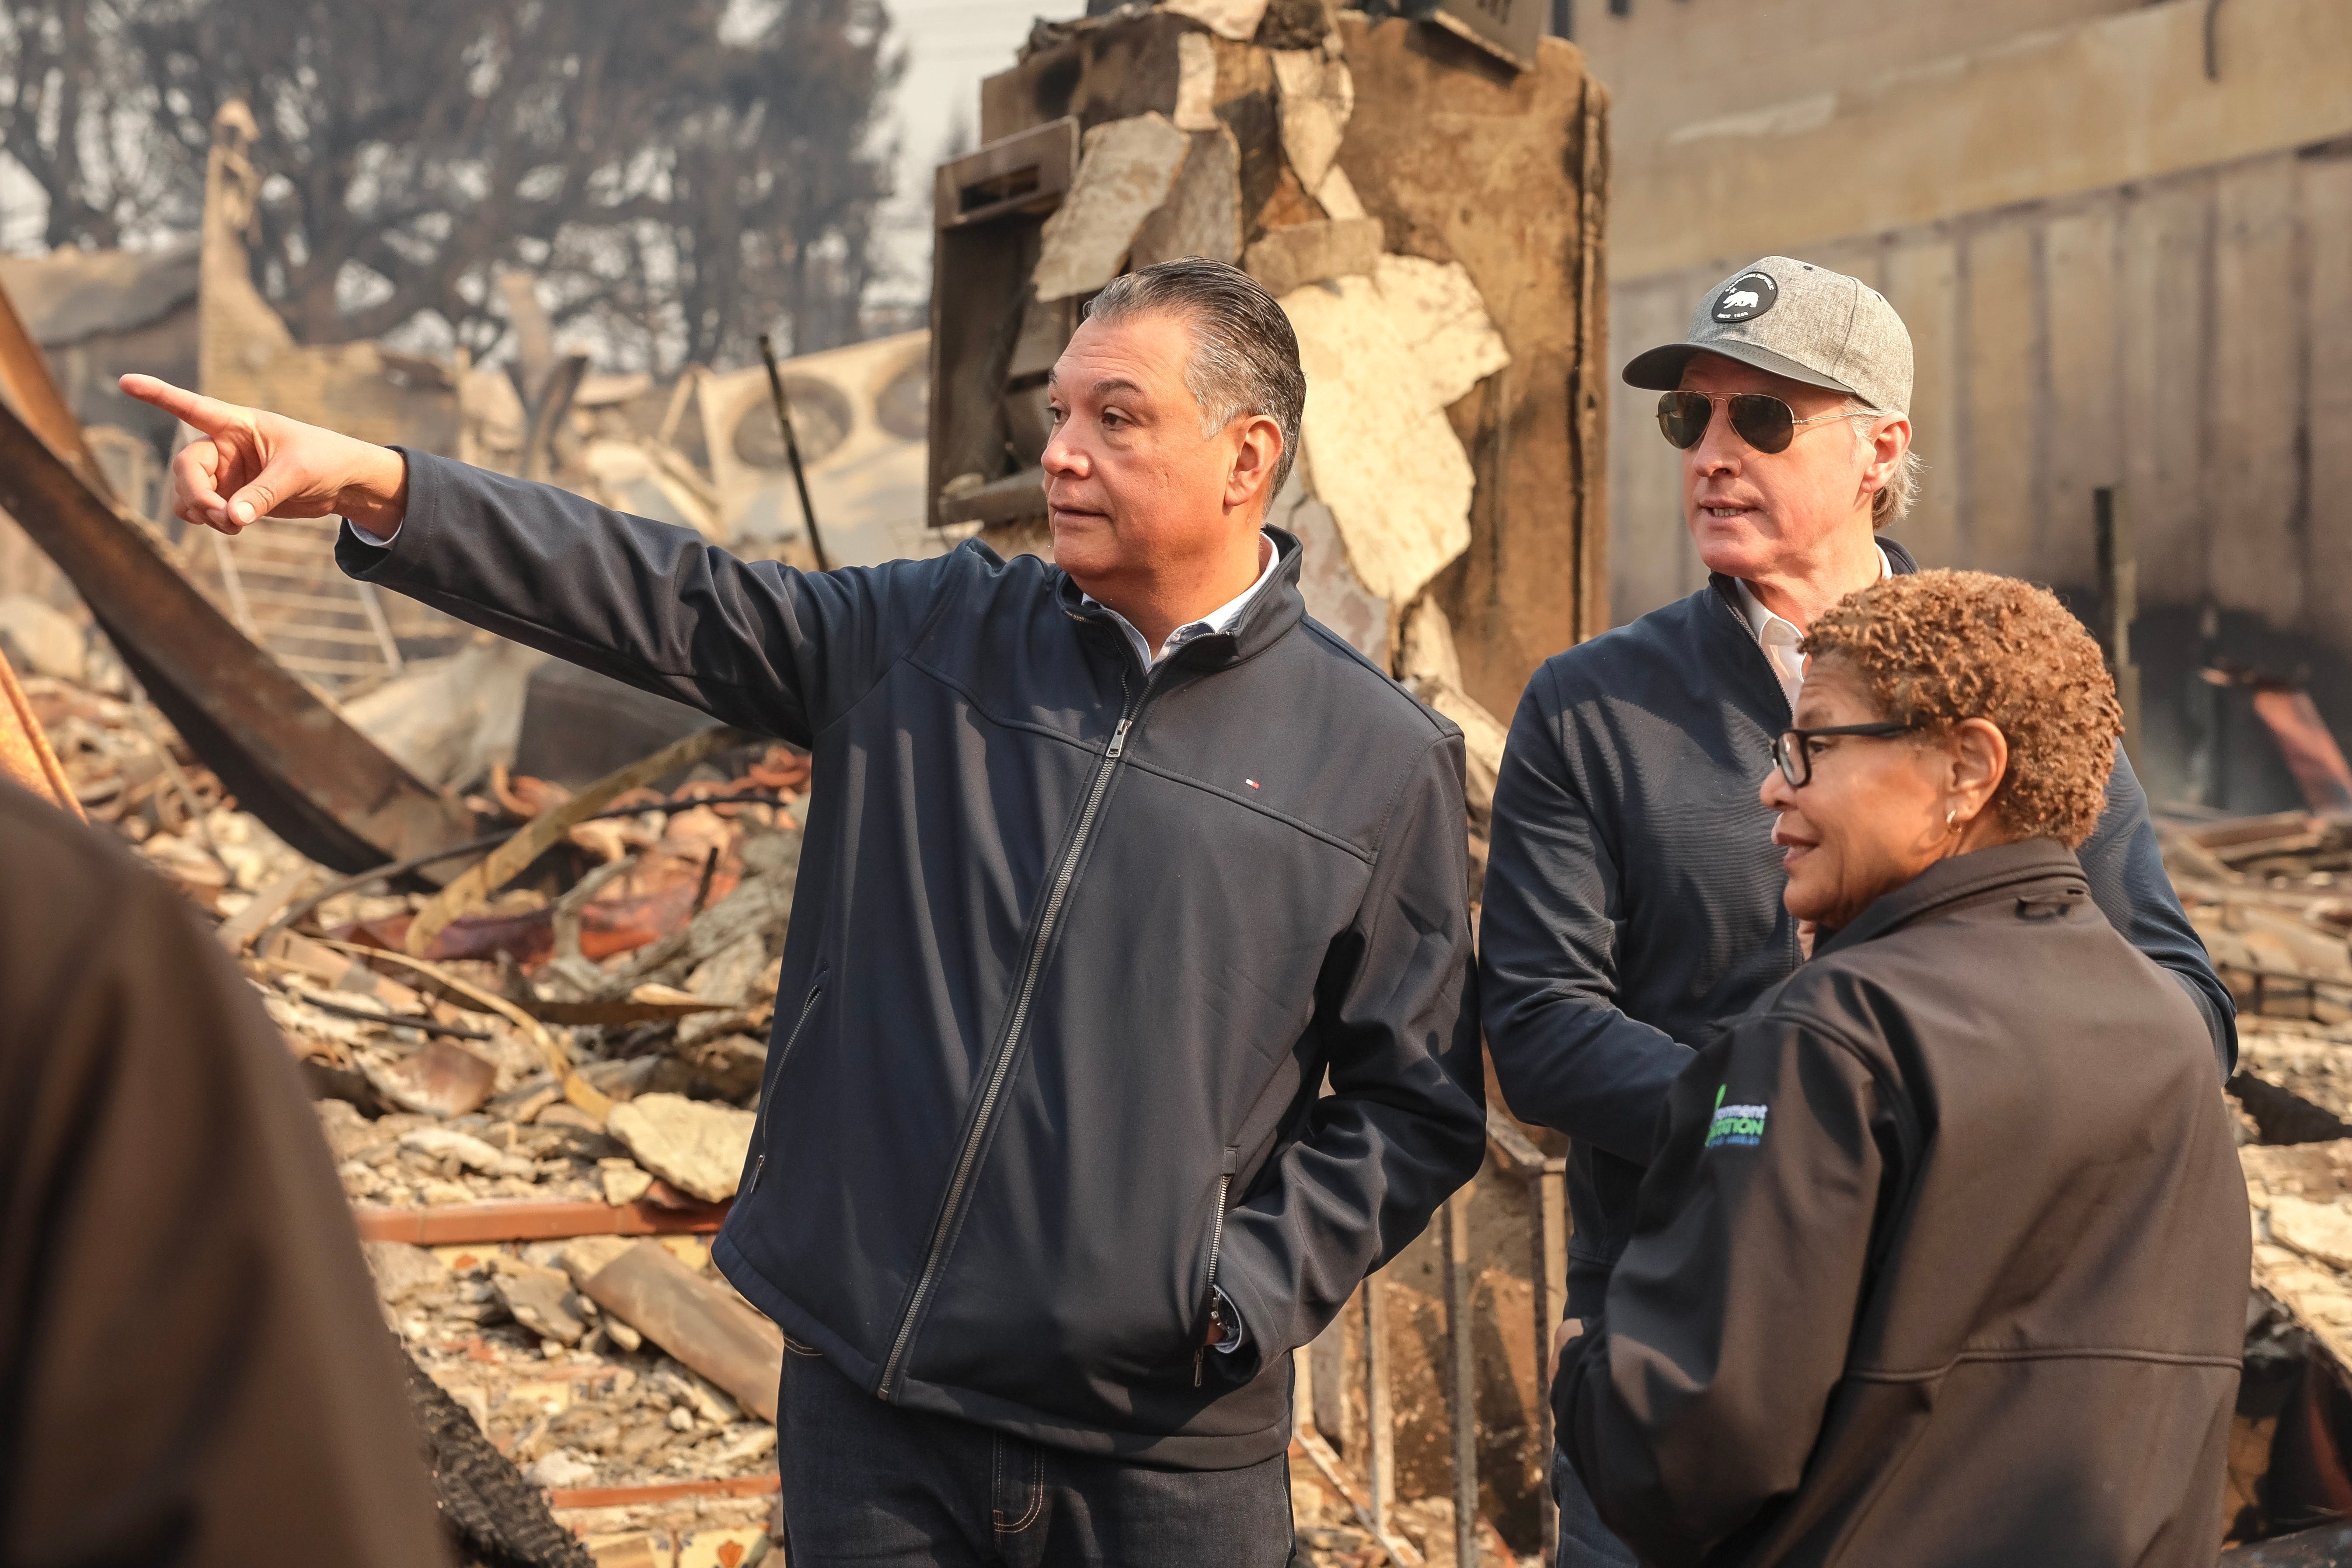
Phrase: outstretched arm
[{"left": 121, "top": 376, "right": 953, "bottom": 746}]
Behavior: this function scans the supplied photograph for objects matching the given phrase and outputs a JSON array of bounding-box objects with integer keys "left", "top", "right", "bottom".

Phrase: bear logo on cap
[{"left": 1712, "top": 271, "right": 1778, "bottom": 324}]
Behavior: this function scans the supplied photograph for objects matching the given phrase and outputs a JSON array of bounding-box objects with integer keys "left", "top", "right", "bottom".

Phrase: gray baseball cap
[{"left": 1623, "top": 255, "right": 1913, "bottom": 415}]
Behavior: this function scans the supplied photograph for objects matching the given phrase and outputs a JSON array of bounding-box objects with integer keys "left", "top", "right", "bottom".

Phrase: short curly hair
[{"left": 1799, "top": 570, "right": 2121, "bottom": 848}]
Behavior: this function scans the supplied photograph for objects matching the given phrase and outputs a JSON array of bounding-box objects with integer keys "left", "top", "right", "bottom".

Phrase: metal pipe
[
  {"left": 1444, "top": 1185, "right": 1481, "bottom": 1566},
  {"left": 1365, "top": 1275, "right": 1397, "bottom": 1538},
  {"left": 759, "top": 333, "right": 831, "bottom": 573},
  {"left": 355, "top": 581, "right": 405, "bottom": 673},
  {"left": 1537, "top": 1155, "right": 1569, "bottom": 1564}
]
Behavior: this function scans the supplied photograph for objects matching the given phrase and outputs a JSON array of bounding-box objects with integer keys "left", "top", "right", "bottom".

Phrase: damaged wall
[{"left": 950, "top": 5, "right": 1607, "bottom": 722}]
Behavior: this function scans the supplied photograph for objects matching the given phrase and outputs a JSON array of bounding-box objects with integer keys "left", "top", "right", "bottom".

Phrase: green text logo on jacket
[{"left": 1706, "top": 1086, "right": 1768, "bottom": 1149}]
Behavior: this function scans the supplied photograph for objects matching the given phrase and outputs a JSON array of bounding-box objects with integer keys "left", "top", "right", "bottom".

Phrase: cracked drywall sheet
[
  {"left": 1032, "top": 114, "right": 1194, "bottom": 304},
  {"left": 1282, "top": 274, "right": 1471, "bottom": 606},
  {"left": 1280, "top": 258, "right": 1510, "bottom": 606},
  {"left": 1371, "top": 254, "right": 1511, "bottom": 408}
]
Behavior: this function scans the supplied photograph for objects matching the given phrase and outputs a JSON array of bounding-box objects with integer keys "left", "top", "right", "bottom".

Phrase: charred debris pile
[{"left": 28, "top": 661, "right": 801, "bottom": 1562}]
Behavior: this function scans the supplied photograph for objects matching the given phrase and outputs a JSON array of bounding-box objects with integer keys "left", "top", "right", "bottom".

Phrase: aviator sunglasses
[{"left": 1656, "top": 390, "right": 1872, "bottom": 455}]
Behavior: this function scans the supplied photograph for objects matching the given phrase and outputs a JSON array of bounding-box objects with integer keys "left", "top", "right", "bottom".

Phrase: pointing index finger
[{"left": 118, "top": 374, "right": 241, "bottom": 434}]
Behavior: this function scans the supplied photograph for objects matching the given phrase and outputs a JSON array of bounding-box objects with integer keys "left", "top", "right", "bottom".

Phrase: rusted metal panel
[
  {"left": 2252, "top": 688, "right": 2352, "bottom": 817},
  {"left": 0, "top": 394, "right": 478, "bottom": 873}
]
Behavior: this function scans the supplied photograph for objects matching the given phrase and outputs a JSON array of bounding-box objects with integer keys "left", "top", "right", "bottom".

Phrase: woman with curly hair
[{"left": 1552, "top": 570, "right": 2248, "bottom": 1568}]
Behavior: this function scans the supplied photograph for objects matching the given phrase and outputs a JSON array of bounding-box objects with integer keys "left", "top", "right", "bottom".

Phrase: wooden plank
[
  {"left": 2119, "top": 177, "right": 2213, "bottom": 606},
  {"left": 352, "top": 1198, "right": 731, "bottom": 1245},
  {"left": 2304, "top": 150, "right": 2352, "bottom": 649},
  {"left": 1880, "top": 234, "right": 1961, "bottom": 568},
  {"left": 2041, "top": 200, "right": 2121, "bottom": 589},
  {"left": 1961, "top": 220, "right": 2038, "bottom": 575},
  {"left": 545, "top": 1474, "right": 779, "bottom": 1510},
  {"left": 0, "top": 274, "right": 119, "bottom": 504},
  {"left": 2207, "top": 154, "right": 2304, "bottom": 624},
  {"left": 580, "top": 1240, "right": 784, "bottom": 1423}
]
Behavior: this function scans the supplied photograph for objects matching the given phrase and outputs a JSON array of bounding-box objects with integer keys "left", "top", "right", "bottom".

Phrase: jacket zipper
[
  {"left": 1194, "top": 1144, "right": 1240, "bottom": 1387},
  {"left": 876, "top": 662, "right": 1158, "bottom": 1398},
  {"left": 746, "top": 978, "right": 825, "bottom": 1196}
]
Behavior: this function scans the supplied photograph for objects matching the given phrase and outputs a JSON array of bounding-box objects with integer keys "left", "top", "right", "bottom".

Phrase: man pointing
[{"left": 129, "top": 257, "right": 1485, "bottom": 1566}]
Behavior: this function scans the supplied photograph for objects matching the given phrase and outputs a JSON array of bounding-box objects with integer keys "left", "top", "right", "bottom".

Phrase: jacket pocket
[
  {"left": 746, "top": 967, "right": 826, "bottom": 1198},
  {"left": 1194, "top": 1145, "right": 1240, "bottom": 1387}
]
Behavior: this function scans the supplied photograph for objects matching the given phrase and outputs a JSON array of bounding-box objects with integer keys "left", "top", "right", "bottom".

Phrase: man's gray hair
[
  {"left": 1085, "top": 258, "right": 1307, "bottom": 497},
  {"left": 1843, "top": 398, "right": 1924, "bottom": 526}
]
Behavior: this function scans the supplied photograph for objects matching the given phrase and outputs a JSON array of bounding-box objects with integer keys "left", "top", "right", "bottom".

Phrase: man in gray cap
[{"left": 1477, "top": 255, "right": 2234, "bottom": 1565}]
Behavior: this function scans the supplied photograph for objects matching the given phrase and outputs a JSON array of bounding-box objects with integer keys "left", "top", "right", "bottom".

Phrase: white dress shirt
[
  {"left": 1081, "top": 533, "right": 1279, "bottom": 673},
  {"left": 1735, "top": 544, "right": 1893, "bottom": 710}
]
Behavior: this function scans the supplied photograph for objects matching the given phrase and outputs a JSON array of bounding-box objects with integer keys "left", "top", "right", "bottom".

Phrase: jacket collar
[
  {"left": 1814, "top": 837, "right": 2091, "bottom": 959},
  {"left": 1056, "top": 527, "right": 1307, "bottom": 672},
  {"left": 1701, "top": 533, "right": 1919, "bottom": 721}
]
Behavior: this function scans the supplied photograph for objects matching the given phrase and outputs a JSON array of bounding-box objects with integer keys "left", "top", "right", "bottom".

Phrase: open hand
[{"left": 117, "top": 374, "right": 409, "bottom": 537}]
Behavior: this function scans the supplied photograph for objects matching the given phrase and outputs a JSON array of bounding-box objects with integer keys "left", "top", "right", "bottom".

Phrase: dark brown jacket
[
  {"left": 0, "top": 781, "right": 446, "bottom": 1567},
  {"left": 1558, "top": 840, "right": 2247, "bottom": 1567}
]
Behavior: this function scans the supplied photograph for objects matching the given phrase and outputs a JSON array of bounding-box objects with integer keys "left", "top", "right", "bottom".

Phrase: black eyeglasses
[
  {"left": 1657, "top": 391, "right": 1871, "bottom": 455},
  {"left": 1770, "top": 720, "right": 1919, "bottom": 787}
]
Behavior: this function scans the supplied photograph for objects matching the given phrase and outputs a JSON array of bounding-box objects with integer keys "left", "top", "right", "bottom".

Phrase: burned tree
[{"left": 0, "top": 0, "right": 903, "bottom": 369}]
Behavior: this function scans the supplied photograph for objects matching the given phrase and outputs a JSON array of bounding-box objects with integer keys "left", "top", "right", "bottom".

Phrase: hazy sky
[
  {"left": 869, "top": 0, "right": 1052, "bottom": 313},
  {"left": 0, "top": 2, "right": 1064, "bottom": 333}
]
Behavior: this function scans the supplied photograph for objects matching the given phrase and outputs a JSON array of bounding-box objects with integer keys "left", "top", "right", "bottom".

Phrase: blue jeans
[
  {"left": 777, "top": 1345, "right": 1297, "bottom": 1567},
  {"left": 1554, "top": 1444, "right": 1640, "bottom": 1568}
]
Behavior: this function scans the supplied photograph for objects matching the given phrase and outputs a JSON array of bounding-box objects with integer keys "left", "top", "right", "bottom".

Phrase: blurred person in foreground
[
  {"left": 1554, "top": 570, "right": 2247, "bottom": 1567},
  {"left": 122, "top": 256, "right": 1485, "bottom": 1565},
  {"left": 0, "top": 776, "right": 446, "bottom": 1566},
  {"left": 1477, "top": 256, "right": 2234, "bottom": 1565}
]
